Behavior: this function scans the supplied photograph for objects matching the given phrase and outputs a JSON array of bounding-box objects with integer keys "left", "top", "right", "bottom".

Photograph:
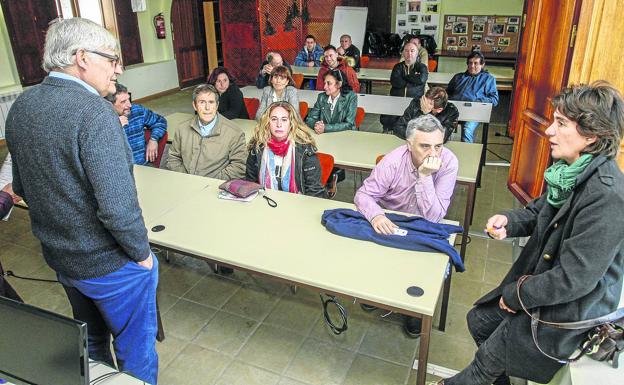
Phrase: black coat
[
  {"left": 477, "top": 156, "right": 624, "bottom": 383},
  {"left": 392, "top": 98, "right": 459, "bottom": 142},
  {"left": 218, "top": 83, "right": 249, "bottom": 120},
  {"left": 245, "top": 143, "right": 326, "bottom": 198},
  {"left": 255, "top": 60, "right": 293, "bottom": 89},
  {"left": 389, "top": 61, "right": 428, "bottom": 98}
]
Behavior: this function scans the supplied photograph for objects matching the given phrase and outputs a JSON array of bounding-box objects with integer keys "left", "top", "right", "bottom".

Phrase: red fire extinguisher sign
[{"left": 154, "top": 13, "right": 166, "bottom": 39}]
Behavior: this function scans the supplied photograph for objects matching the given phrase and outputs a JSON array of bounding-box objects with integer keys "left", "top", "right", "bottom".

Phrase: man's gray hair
[
  {"left": 42, "top": 18, "right": 119, "bottom": 73},
  {"left": 405, "top": 114, "right": 444, "bottom": 140},
  {"left": 192, "top": 83, "right": 220, "bottom": 104}
]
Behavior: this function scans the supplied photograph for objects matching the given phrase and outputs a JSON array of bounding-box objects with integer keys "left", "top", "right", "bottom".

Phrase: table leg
[
  {"left": 417, "top": 315, "right": 433, "bottom": 385},
  {"left": 462, "top": 181, "right": 477, "bottom": 258},
  {"left": 438, "top": 268, "right": 452, "bottom": 331},
  {"left": 477, "top": 123, "right": 489, "bottom": 187}
]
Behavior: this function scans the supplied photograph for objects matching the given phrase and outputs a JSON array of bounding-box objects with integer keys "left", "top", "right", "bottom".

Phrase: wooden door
[
  {"left": 0, "top": 0, "right": 58, "bottom": 85},
  {"left": 113, "top": 0, "right": 143, "bottom": 66},
  {"left": 171, "top": 0, "right": 207, "bottom": 88},
  {"left": 507, "top": 0, "right": 582, "bottom": 204}
]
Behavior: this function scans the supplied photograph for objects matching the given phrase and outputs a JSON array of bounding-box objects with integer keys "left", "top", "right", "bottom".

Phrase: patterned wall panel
[{"left": 220, "top": 0, "right": 261, "bottom": 85}]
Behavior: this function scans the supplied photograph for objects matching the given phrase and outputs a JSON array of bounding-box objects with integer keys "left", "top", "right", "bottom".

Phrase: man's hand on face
[
  {"left": 418, "top": 155, "right": 442, "bottom": 177},
  {"left": 119, "top": 116, "right": 129, "bottom": 126},
  {"left": 307, "top": 61, "right": 314, "bottom": 67},
  {"left": 371, "top": 215, "right": 398, "bottom": 235},
  {"left": 262, "top": 64, "right": 273, "bottom": 75},
  {"left": 337, "top": 47, "right": 345, "bottom": 56},
  {"left": 145, "top": 140, "right": 158, "bottom": 163},
  {"left": 419, "top": 96, "right": 434, "bottom": 114}
]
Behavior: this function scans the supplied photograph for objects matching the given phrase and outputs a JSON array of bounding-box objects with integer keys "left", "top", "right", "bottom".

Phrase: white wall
[{"left": 117, "top": 59, "right": 179, "bottom": 99}]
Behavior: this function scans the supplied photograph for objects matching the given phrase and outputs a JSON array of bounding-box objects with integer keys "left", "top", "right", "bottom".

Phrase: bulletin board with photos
[
  {"left": 395, "top": 0, "right": 443, "bottom": 44},
  {"left": 441, "top": 15, "right": 521, "bottom": 58}
]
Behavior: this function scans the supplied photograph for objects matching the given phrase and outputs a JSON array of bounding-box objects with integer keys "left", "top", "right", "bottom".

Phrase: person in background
[
  {"left": 167, "top": 84, "right": 246, "bottom": 181},
  {"left": 255, "top": 65, "right": 299, "bottom": 120},
  {"left": 355, "top": 114, "right": 458, "bottom": 337},
  {"left": 0, "top": 153, "right": 23, "bottom": 301},
  {"left": 306, "top": 69, "right": 357, "bottom": 133},
  {"left": 446, "top": 51, "right": 499, "bottom": 143},
  {"left": 316, "top": 45, "right": 360, "bottom": 93},
  {"left": 393, "top": 87, "right": 459, "bottom": 142},
  {"left": 207, "top": 66, "right": 249, "bottom": 120},
  {"left": 409, "top": 36, "right": 429, "bottom": 64},
  {"left": 380, "top": 42, "right": 429, "bottom": 132},
  {"left": 246, "top": 101, "right": 325, "bottom": 197},
  {"left": 256, "top": 52, "right": 293, "bottom": 89},
  {"left": 294, "top": 34, "right": 324, "bottom": 67},
  {"left": 337, "top": 34, "right": 361, "bottom": 71},
  {"left": 5, "top": 18, "right": 158, "bottom": 384},
  {"left": 439, "top": 82, "right": 624, "bottom": 385},
  {"left": 105, "top": 83, "right": 168, "bottom": 165}
]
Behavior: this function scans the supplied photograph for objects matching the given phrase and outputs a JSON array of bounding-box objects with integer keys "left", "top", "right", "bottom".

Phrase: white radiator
[{"left": 0, "top": 90, "right": 21, "bottom": 139}]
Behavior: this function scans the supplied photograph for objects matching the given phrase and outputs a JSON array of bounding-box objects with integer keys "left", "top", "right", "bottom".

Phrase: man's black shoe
[
  {"left": 403, "top": 316, "right": 422, "bottom": 338},
  {"left": 217, "top": 266, "right": 233, "bottom": 275}
]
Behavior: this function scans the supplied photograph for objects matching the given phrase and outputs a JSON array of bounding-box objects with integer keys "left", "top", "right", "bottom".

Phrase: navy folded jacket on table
[{"left": 321, "top": 208, "right": 465, "bottom": 272}]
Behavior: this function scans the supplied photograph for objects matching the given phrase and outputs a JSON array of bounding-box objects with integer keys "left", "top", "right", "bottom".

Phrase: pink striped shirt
[{"left": 354, "top": 144, "right": 458, "bottom": 223}]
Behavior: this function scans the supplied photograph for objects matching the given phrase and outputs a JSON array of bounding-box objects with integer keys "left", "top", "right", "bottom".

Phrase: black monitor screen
[{"left": 0, "top": 296, "right": 88, "bottom": 385}]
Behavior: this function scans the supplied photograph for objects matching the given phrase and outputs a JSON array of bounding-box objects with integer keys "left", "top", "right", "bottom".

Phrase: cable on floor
[{"left": 319, "top": 293, "right": 348, "bottom": 335}]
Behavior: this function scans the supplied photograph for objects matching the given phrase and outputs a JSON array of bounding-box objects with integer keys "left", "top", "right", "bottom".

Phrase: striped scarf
[{"left": 259, "top": 144, "right": 299, "bottom": 193}]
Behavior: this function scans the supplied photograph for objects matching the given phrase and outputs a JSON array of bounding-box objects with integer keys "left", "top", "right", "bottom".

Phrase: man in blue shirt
[
  {"left": 106, "top": 83, "right": 167, "bottom": 165},
  {"left": 446, "top": 52, "right": 499, "bottom": 143}
]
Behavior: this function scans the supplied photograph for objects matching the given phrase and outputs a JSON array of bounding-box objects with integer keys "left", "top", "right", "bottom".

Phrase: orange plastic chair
[
  {"left": 355, "top": 107, "right": 365, "bottom": 130},
  {"left": 144, "top": 129, "right": 168, "bottom": 168},
  {"left": 243, "top": 97, "right": 259, "bottom": 119},
  {"left": 316, "top": 152, "right": 338, "bottom": 198},
  {"left": 428, "top": 58, "right": 438, "bottom": 72},
  {"left": 292, "top": 73, "right": 304, "bottom": 89},
  {"left": 360, "top": 55, "right": 370, "bottom": 68},
  {"left": 299, "top": 101, "right": 308, "bottom": 120},
  {"left": 375, "top": 154, "right": 385, "bottom": 165}
]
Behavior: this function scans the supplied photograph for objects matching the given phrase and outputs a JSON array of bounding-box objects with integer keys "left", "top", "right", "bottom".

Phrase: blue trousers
[
  {"left": 462, "top": 121, "right": 480, "bottom": 143},
  {"left": 60, "top": 257, "right": 159, "bottom": 384}
]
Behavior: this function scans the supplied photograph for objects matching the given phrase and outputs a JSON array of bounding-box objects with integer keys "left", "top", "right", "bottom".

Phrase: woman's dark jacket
[
  {"left": 477, "top": 156, "right": 624, "bottom": 383},
  {"left": 245, "top": 143, "right": 326, "bottom": 198},
  {"left": 217, "top": 83, "right": 249, "bottom": 120}
]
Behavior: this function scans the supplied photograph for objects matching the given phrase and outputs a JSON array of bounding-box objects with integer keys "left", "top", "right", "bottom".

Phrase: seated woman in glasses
[
  {"left": 255, "top": 66, "right": 300, "bottom": 120},
  {"left": 305, "top": 69, "right": 357, "bottom": 133},
  {"left": 246, "top": 101, "right": 325, "bottom": 197}
]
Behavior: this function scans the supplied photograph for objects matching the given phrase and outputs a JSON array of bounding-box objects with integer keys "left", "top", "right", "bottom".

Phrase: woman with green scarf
[{"left": 436, "top": 82, "right": 624, "bottom": 385}]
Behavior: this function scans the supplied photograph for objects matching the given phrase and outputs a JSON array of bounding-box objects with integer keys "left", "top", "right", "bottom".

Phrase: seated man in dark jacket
[{"left": 393, "top": 87, "right": 459, "bottom": 143}]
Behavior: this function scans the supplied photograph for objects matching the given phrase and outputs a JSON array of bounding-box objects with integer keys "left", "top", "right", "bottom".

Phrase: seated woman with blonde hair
[
  {"left": 255, "top": 65, "right": 300, "bottom": 120},
  {"left": 246, "top": 101, "right": 325, "bottom": 197}
]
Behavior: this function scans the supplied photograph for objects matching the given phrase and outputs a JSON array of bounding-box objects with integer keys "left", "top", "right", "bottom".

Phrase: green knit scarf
[{"left": 544, "top": 154, "right": 594, "bottom": 208}]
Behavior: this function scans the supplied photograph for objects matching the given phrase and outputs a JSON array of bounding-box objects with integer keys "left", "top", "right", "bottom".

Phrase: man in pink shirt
[{"left": 354, "top": 114, "right": 458, "bottom": 337}]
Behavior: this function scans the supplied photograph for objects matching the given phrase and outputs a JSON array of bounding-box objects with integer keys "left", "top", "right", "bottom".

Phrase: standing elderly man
[
  {"left": 167, "top": 84, "right": 247, "bottom": 181},
  {"left": 5, "top": 18, "right": 158, "bottom": 384},
  {"left": 447, "top": 51, "right": 499, "bottom": 143},
  {"left": 106, "top": 82, "right": 168, "bottom": 166},
  {"left": 355, "top": 114, "right": 458, "bottom": 337},
  {"left": 336, "top": 34, "right": 361, "bottom": 71},
  {"left": 256, "top": 51, "right": 293, "bottom": 89}
]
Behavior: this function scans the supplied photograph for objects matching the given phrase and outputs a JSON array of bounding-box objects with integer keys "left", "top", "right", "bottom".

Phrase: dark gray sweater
[{"left": 6, "top": 76, "right": 151, "bottom": 280}]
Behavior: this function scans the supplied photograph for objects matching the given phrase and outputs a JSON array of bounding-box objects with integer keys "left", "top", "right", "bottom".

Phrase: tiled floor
[{"left": 0, "top": 82, "right": 519, "bottom": 385}]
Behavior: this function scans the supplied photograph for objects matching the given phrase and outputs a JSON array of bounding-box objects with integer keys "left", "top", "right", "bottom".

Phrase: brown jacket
[{"left": 167, "top": 114, "right": 247, "bottom": 180}]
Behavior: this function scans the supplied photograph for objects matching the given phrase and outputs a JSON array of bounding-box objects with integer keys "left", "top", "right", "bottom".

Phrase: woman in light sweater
[{"left": 255, "top": 65, "right": 300, "bottom": 120}]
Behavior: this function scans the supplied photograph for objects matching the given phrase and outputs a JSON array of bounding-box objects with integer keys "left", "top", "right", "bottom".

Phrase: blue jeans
[
  {"left": 60, "top": 256, "right": 159, "bottom": 384},
  {"left": 462, "top": 121, "right": 480, "bottom": 143},
  {"left": 444, "top": 301, "right": 511, "bottom": 385}
]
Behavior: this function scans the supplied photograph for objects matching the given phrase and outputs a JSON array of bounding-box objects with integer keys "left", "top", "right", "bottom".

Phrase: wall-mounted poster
[
  {"left": 441, "top": 14, "right": 521, "bottom": 57},
  {"left": 395, "top": 0, "right": 442, "bottom": 43}
]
